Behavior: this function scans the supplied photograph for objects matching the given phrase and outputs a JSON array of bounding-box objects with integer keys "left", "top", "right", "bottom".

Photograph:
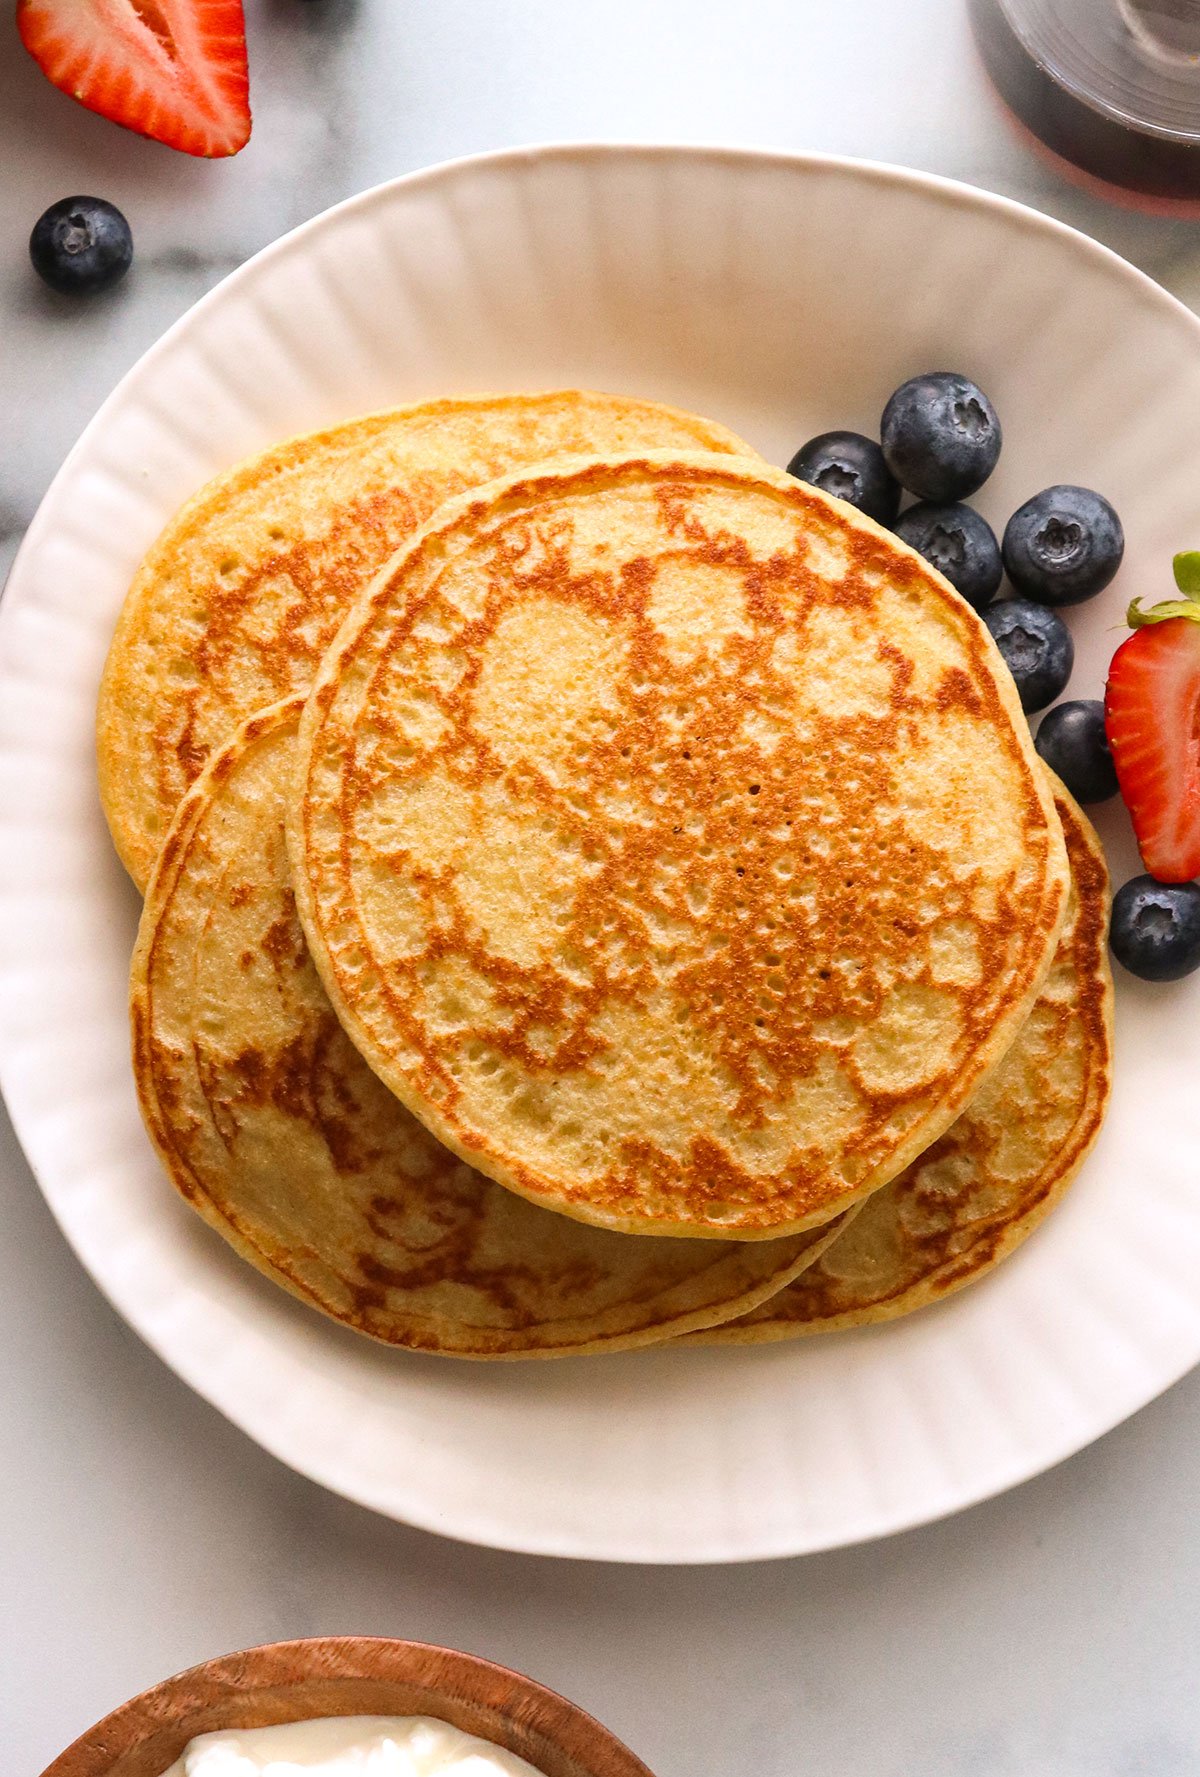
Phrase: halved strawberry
[
  {"left": 18, "top": 0, "right": 251, "bottom": 159},
  {"left": 1105, "top": 557, "right": 1200, "bottom": 883}
]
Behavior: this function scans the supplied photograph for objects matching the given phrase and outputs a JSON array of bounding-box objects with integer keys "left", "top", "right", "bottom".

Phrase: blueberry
[
  {"left": 982, "top": 598, "right": 1074, "bottom": 713},
  {"left": 30, "top": 197, "right": 133, "bottom": 297},
  {"left": 1002, "top": 485, "right": 1124, "bottom": 607},
  {"left": 1110, "top": 875, "right": 1200, "bottom": 982},
  {"left": 880, "top": 372, "right": 1002, "bottom": 502},
  {"left": 786, "top": 431, "right": 900, "bottom": 526},
  {"left": 893, "top": 502, "right": 1002, "bottom": 612},
  {"left": 1034, "top": 700, "right": 1119, "bottom": 803}
]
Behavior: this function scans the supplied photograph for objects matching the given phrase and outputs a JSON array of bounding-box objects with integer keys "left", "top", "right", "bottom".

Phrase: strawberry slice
[
  {"left": 18, "top": 0, "right": 251, "bottom": 159},
  {"left": 1105, "top": 557, "right": 1200, "bottom": 883}
]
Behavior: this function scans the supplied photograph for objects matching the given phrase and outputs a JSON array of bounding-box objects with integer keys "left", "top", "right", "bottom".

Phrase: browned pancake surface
[
  {"left": 697, "top": 782, "right": 1113, "bottom": 1338},
  {"left": 291, "top": 452, "right": 1069, "bottom": 1240}
]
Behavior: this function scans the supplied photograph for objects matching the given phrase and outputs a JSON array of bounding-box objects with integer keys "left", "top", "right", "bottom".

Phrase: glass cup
[{"left": 969, "top": 0, "right": 1200, "bottom": 201}]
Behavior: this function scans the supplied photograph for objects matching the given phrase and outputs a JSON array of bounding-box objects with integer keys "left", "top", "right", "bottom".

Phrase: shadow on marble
[{"left": 263, "top": 0, "right": 366, "bottom": 32}]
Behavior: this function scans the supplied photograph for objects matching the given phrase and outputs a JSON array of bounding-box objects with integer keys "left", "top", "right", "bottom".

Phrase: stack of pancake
[{"left": 100, "top": 390, "right": 1113, "bottom": 1359}]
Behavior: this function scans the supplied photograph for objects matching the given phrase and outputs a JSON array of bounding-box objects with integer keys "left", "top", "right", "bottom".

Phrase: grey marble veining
[{"left": 3, "top": 3, "right": 1200, "bottom": 1773}]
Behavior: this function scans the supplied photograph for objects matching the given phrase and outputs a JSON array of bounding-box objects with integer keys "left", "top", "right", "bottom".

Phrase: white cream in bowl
[{"left": 162, "top": 1716, "right": 545, "bottom": 1777}]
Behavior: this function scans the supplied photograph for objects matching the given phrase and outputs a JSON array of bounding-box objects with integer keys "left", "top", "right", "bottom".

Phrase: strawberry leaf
[{"left": 1128, "top": 593, "right": 1200, "bottom": 629}]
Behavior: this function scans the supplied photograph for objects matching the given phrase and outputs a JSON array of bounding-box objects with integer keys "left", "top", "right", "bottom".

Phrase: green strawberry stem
[
  {"left": 1127, "top": 553, "right": 1200, "bottom": 627},
  {"left": 1174, "top": 551, "right": 1200, "bottom": 596}
]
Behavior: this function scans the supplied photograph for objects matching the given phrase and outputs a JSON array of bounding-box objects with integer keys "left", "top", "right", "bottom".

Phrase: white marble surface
[{"left": 3, "top": 3, "right": 1200, "bottom": 1772}]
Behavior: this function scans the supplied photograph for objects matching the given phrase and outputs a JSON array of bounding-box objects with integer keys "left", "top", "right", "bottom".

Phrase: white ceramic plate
[{"left": 3, "top": 146, "right": 1199, "bottom": 1564}]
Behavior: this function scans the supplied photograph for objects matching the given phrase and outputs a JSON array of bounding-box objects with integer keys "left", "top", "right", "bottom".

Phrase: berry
[
  {"left": 880, "top": 372, "right": 1002, "bottom": 502},
  {"left": 1002, "top": 485, "right": 1124, "bottom": 607},
  {"left": 1034, "top": 700, "right": 1118, "bottom": 804},
  {"left": 1105, "top": 566, "right": 1200, "bottom": 882},
  {"left": 982, "top": 599, "right": 1073, "bottom": 713},
  {"left": 1110, "top": 876, "right": 1200, "bottom": 982},
  {"left": 893, "top": 502, "right": 1002, "bottom": 612},
  {"left": 786, "top": 431, "right": 900, "bottom": 526},
  {"left": 17, "top": 0, "right": 251, "bottom": 159},
  {"left": 29, "top": 197, "right": 132, "bottom": 297}
]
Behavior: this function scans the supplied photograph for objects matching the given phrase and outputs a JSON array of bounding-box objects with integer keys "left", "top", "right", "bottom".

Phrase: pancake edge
[
  {"left": 98, "top": 391, "right": 759, "bottom": 891},
  {"left": 130, "top": 696, "right": 852, "bottom": 1359}
]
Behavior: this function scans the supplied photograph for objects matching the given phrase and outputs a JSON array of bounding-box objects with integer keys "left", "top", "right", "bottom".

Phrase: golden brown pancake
[
  {"left": 129, "top": 698, "right": 844, "bottom": 1359},
  {"left": 98, "top": 391, "right": 758, "bottom": 889},
  {"left": 290, "top": 451, "right": 1070, "bottom": 1242},
  {"left": 695, "top": 781, "right": 1112, "bottom": 1339}
]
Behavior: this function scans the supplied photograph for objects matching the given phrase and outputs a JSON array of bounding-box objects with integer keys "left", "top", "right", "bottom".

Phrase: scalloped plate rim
[{"left": 2, "top": 143, "right": 1199, "bottom": 1563}]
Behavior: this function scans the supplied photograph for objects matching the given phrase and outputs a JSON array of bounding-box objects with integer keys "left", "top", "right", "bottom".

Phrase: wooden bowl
[{"left": 41, "top": 1637, "right": 655, "bottom": 1777}]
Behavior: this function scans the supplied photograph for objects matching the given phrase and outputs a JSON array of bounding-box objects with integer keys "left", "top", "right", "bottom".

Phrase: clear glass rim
[{"left": 994, "top": 0, "right": 1200, "bottom": 144}]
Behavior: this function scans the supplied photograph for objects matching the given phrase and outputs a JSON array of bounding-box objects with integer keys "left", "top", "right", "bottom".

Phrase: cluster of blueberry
[{"left": 787, "top": 370, "right": 1122, "bottom": 725}]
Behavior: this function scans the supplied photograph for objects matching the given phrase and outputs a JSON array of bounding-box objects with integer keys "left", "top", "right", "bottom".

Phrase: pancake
[
  {"left": 130, "top": 698, "right": 845, "bottom": 1359},
  {"left": 290, "top": 450, "right": 1070, "bottom": 1242},
  {"left": 694, "top": 780, "right": 1113, "bottom": 1340},
  {"left": 98, "top": 390, "right": 758, "bottom": 889}
]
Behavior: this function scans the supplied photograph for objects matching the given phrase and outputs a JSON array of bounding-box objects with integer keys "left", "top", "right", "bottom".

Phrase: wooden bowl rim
[{"left": 41, "top": 1635, "right": 654, "bottom": 1777}]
